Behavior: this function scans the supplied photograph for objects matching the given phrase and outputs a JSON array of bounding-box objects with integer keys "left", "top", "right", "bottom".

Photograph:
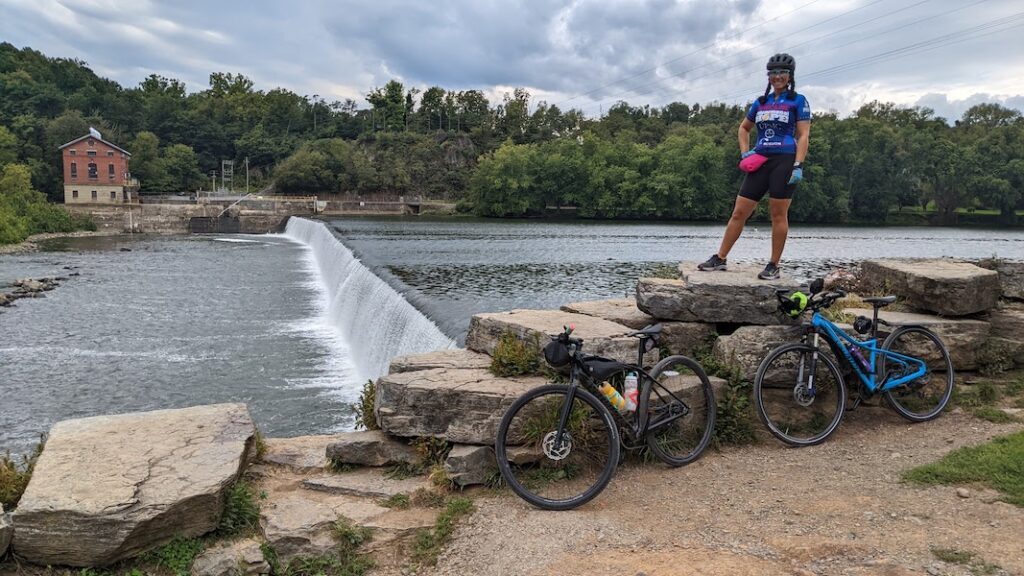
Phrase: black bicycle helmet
[{"left": 766, "top": 53, "right": 795, "bottom": 71}]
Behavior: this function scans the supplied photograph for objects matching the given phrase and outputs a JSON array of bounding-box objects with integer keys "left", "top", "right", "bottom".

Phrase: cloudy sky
[{"left": 2, "top": 0, "right": 1023, "bottom": 121}]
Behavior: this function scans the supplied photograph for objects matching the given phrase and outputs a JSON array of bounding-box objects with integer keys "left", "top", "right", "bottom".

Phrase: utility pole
[
  {"left": 245, "top": 157, "right": 249, "bottom": 194},
  {"left": 210, "top": 170, "right": 217, "bottom": 194}
]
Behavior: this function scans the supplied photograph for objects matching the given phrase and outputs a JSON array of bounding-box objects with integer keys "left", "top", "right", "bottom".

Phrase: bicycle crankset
[{"left": 542, "top": 431, "right": 572, "bottom": 460}]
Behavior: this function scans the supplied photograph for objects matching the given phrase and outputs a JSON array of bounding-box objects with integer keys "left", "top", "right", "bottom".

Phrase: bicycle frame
[{"left": 809, "top": 312, "right": 927, "bottom": 394}]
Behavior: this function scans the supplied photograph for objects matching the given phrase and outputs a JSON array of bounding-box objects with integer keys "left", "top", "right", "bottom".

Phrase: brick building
[{"left": 58, "top": 127, "right": 134, "bottom": 204}]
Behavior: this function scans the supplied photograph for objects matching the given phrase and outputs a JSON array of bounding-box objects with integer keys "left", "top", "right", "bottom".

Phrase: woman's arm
[
  {"left": 738, "top": 118, "right": 754, "bottom": 154},
  {"left": 795, "top": 120, "right": 810, "bottom": 163}
]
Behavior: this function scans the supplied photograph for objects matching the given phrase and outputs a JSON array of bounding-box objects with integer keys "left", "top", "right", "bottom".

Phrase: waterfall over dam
[{"left": 283, "top": 217, "right": 455, "bottom": 381}]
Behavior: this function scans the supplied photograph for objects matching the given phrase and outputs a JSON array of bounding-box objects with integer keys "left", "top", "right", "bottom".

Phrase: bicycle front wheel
[
  {"left": 754, "top": 343, "right": 847, "bottom": 447},
  {"left": 643, "top": 355, "right": 716, "bottom": 467},
  {"left": 494, "top": 384, "right": 620, "bottom": 511},
  {"left": 882, "top": 326, "right": 954, "bottom": 422}
]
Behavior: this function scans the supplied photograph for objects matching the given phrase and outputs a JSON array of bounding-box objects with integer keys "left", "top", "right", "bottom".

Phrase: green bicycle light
[{"left": 788, "top": 291, "right": 808, "bottom": 317}]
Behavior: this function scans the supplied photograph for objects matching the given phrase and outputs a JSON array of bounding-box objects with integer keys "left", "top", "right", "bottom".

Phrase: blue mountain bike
[{"left": 753, "top": 279, "right": 955, "bottom": 447}]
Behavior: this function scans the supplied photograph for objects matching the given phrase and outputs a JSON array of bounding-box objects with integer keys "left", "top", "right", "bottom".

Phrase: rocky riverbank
[
  {"left": 0, "top": 230, "right": 118, "bottom": 255},
  {"left": 2, "top": 257, "right": 1022, "bottom": 574}
]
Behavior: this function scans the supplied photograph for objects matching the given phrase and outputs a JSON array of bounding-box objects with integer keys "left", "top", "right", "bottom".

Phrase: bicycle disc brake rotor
[
  {"left": 542, "top": 431, "right": 572, "bottom": 460},
  {"left": 793, "top": 383, "right": 815, "bottom": 407}
]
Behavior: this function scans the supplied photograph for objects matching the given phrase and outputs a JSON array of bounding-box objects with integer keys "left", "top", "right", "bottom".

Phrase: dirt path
[{"left": 425, "top": 407, "right": 1023, "bottom": 576}]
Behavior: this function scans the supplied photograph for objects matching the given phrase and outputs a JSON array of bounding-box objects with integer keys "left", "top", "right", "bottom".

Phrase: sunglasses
[{"left": 767, "top": 69, "right": 792, "bottom": 77}]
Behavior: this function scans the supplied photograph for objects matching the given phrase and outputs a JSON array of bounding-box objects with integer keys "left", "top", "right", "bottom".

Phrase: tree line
[{"left": 1, "top": 42, "right": 1022, "bottom": 229}]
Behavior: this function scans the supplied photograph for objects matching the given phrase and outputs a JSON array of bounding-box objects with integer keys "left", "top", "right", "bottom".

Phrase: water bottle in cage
[{"left": 845, "top": 341, "right": 871, "bottom": 372}]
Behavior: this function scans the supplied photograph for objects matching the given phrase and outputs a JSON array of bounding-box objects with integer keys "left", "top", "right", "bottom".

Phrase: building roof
[{"left": 57, "top": 129, "right": 132, "bottom": 156}]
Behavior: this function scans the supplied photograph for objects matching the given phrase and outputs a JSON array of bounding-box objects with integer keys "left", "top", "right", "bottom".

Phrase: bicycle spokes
[{"left": 755, "top": 345, "right": 846, "bottom": 446}]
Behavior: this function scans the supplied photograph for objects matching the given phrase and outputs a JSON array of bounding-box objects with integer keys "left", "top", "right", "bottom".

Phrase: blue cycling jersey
[{"left": 745, "top": 92, "right": 811, "bottom": 155}]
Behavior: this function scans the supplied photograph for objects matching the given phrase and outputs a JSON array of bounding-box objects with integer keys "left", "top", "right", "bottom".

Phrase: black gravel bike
[{"left": 494, "top": 324, "right": 716, "bottom": 510}]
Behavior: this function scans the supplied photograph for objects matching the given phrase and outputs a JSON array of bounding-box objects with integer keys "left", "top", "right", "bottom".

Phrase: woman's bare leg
[
  {"left": 768, "top": 198, "right": 792, "bottom": 264},
  {"left": 717, "top": 196, "right": 759, "bottom": 259}
]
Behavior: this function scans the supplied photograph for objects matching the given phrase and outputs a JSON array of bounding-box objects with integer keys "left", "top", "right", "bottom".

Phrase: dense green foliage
[
  {"left": 1, "top": 41, "right": 1022, "bottom": 224},
  {"left": 0, "top": 163, "right": 94, "bottom": 244}
]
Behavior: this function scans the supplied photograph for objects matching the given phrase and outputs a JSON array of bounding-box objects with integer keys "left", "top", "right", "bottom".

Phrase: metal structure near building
[{"left": 220, "top": 160, "right": 234, "bottom": 192}]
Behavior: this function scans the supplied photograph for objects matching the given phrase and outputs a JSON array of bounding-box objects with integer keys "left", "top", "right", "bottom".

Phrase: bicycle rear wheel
[
  {"left": 494, "top": 384, "right": 620, "bottom": 511},
  {"left": 881, "top": 326, "right": 954, "bottom": 422},
  {"left": 754, "top": 343, "right": 846, "bottom": 446},
  {"left": 643, "top": 355, "right": 716, "bottom": 467}
]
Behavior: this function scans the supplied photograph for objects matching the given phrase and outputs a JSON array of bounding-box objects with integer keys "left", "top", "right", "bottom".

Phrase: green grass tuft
[
  {"left": 0, "top": 434, "right": 45, "bottom": 510},
  {"left": 380, "top": 493, "right": 411, "bottom": 509},
  {"left": 490, "top": 330, "right": 540, "bottom": 377},
  {"left": 145, "top": 535, "right": 205, "bottom": 576},
  {"left": 412, "top": 496, "right": 476, "bottom": 566},
  {"left": 217, "top": 480, "right": 261, "bottom": 537},
  {"left": 971, "top": 407, "right": 1019, "bottom": 424},
  {"left": 903, "top": 431, "right": 1024, "bottom": 506},
  {"left": 355, "top": 379, "right": 379, "bottom": 431}
]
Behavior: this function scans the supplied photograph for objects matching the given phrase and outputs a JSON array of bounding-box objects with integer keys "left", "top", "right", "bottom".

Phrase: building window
[
  {"left": 110, "top": 191, "right": 116, "bottom": 200},
  {"left": 72, "top": 190, "right": 78, "bottom": 198},
  {"left": 70, "top": 162, "right": 77, "bottom": 178},
  {"left": 87, "top": 150, "right": 96, "bottom": 156},
  {"left": 69, "top": 150, "right": 77, "bottom": 156},
  {"left": 107, "top": 151, "right": 114, "bottom": 157},
  {"left": 108, "top": 164, "right": 115, "bottom": 178},
  {"left": 91, "top": 190, "right": 97, "bottom": 199},
  {"left": 88, "top": 163, "right": 97, "bottom": 179}
]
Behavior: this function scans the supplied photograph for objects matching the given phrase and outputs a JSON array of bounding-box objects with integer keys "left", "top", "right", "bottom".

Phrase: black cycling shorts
[{"left": 739, "top": 153, "right": 797, "bottom": 201}]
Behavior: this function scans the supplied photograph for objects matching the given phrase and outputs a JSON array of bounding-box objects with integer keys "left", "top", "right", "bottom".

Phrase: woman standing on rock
[{"left": 698, "top": 53, "right": 811, "bottom": 280}]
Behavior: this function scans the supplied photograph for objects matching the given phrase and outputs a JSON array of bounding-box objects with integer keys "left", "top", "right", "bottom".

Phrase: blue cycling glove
[
  {"left": 788, "top": 166, "right": 803, "bottom": 185},
  {"left": 741, "top": 150, "right": 756, "bottom": 159}
]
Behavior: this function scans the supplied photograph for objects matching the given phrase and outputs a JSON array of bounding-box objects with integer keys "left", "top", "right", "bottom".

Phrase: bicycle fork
[{"left": 796, "top": 334, "right": 821, "bottom": 402}]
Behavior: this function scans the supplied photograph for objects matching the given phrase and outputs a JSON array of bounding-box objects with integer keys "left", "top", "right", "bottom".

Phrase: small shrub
[
  {"left": 253, "top": 430, "right": 267, "bottom": 461},
  {"left": 332, "top": 516, "right": 372, "bottom": 555},
  {"left": 978, "top": 340, "right": 1015, "bottom": 376},
  {"left": 977, "top": 382, "right": 1000, "bottom": 405},
  {"left": 413, "top": 436, "right": 451, "bottom": 468},
  {"left": 428, "top": 464, "right": 456, "bottom": 489},
  {"left": 412, "top": 497, "right": 475, "bottom": 566},
  {"left": 329, "top": 459, "right": 358, "bottom": 473},
  {"left": 146, "top": 535, "right": 205, "bottom": 576},
  {"left": 355, "top": 379, "right": 379, "bottom": 431},
  {"left": 692, "top": 341, "right": 756, "bottom": 447},
  {"left": 972, "top": 407, "right": 1018, "bottom": 424},
  {"left": 411, "top": 487, "right": 447, "bottom": 508},
  {"left": 1005, "top": 378, "right": 1024, "bottom": 397},
  {"left": 260, "top": 543, "right": 281, "bottom": 575},
  {"left": 490, "top": 330, "right": 540, "bottom": 377},
  {"left": 217, "top": 480, "right": 260, "bottom": 537},
  {"left": 380, "top": 493, "right": 410, "bottom": 509},
  {"left": 0, "top": 434, "right": 45, "bottom": 509}
]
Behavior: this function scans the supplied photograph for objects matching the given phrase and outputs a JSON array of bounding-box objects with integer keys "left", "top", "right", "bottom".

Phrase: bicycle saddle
[
  {"left": 627, "top": 323, "right": 662, "bottom": 338},
  {"left": 862, "top": 295, "right": 897, "bottom": 307}
]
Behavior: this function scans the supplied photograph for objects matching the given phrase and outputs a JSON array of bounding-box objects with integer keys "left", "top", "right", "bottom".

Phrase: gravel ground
[{"left": 416, "top": 407, "right": 1024, "bottom": 576}]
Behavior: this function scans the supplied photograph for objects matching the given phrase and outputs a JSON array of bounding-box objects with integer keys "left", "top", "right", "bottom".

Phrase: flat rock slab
[
  {"left": 845, "top": 308, "right": 990, "bottom": 371},
  {"left": 986, "top": 304, "right": 1024, "bottom": 366},
  {"left": 561, "top": 299, "right": 656, "bottom": 330},
  {"left": 259, "top": 490, "right": 388, "bottom": 562},
  {"left": 263, "top": 434, "right": 352, "bottom": 472},
  {"left": 978, "top": 259, "right": 1024, "bottom": 301},
  {"left": 388, "top": 348, "right": 492, "bottom": 374},
  {"left": 860, "top": 259, "right": 999, "bottom": 316},
  {"left": 302, "top": 469, "right": 429, "bottom": 499},
  {"left": 636, "top": 263, "right": 800, "bottom": 324},
  {"left": 325, "top": 430, "right": 419, "bottom": 467},
  {"left": 465, "top": 309, "right": 657, "bottom": 365},
  {"left": 191, "top": 538, "right": 269, "bottom": 576},
  {"left": 361, "top": 508, "right": 439, "bottom": 552},
  {"left": 376, "top": 368, "right": 546, "bottom": 444},
  {"left": 13, "top": 403, "right": 254, "bottom": 567},
  {"left": 560, "top": 299, "right": 715, "bottom": 356}
]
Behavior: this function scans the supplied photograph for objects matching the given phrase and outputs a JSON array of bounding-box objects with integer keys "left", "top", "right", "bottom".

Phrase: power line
[
  {"left": 711, "top": 10, "right": 1024, "bottom": 105},
  {"left": 554, "top": 0, "right": 823, "bottom": 107},
  {"left": 579, "top": 0, "right": 993, "bottom": 116}
]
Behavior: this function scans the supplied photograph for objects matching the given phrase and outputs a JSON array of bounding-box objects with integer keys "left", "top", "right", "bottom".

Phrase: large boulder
[
  {"left": 325, "top": 430, "right": 418, "bottom": 467},
  {"left": 191, "top": 538, "right": 269, "bottom": 576},
  {"left": 375, "top": 368, "right": 545, "bottom": 444},
  {"left": 860, "top": 259, "right": 999, "bottom": 316},
  {"left": 561, "top": 299, "right": 715, "bottom": 356},
  {"left": 560, "top": 298, "right": 656, "bottom": 329},
  {"left": 0, "top": 504, "right": 11, "bottom": 559},
  {"left": 712, "top": 326, "right": 800, "bottom": 381},
  {"left": 388, "top": 349, "right": 492, "bottom": 374},
  {"left": 12, "top": 404, "right": 255, "bottom": 567},
  {"left": 465, "top": 309, "right": 657, "bottom": 365},
  {"left": 636, "top": 263, "right": 800, "bottom": 324},
  {"left": 844, "top": 308, "right": 990, "bottom": 371},
  {"left": 977, "top": 259, "right": 1024, "bottom": 301}
]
